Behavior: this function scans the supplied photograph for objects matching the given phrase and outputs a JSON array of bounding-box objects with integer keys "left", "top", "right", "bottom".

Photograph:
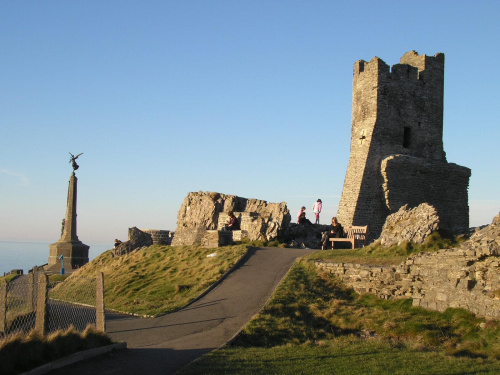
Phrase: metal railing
[{"left": 0, "top": 270, "right": 105, "bottom": 338}]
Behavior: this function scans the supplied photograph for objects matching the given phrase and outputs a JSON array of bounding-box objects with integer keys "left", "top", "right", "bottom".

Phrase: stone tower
[
  {"left": 337, "top": 51, "right": 471, "bottom": 240},
  {"left": 48, "top": 172, "right": 89, "bottom": 270}
]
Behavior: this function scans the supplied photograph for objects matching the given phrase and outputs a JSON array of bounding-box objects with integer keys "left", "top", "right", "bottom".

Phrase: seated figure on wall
[
  {"left": 321, "top": 217, "right": 345, "bottom": 250},
  {"left": 222, "top": 211, "right": 240, "bottom": 231},
  {"left": 297, "top": 206, "right": 312, "bottom": 225}
]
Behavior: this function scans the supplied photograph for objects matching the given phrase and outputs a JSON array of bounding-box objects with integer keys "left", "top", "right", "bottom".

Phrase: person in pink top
[
  {"left": 297, "top": 206, "right": 312, "bottom": 225},
  {"left": 312, "top": 199, "right": 322, "bottom": 224}
]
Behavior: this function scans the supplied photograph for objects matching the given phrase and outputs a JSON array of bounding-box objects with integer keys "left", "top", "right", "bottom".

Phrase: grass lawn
[{"left": 181, "top": 339, "right": 500, "bottom": 374}]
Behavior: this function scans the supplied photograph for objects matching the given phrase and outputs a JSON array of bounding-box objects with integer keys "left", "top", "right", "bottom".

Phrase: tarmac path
[{"left": 48, "top": 246, "right": 315, "bottom": 375}]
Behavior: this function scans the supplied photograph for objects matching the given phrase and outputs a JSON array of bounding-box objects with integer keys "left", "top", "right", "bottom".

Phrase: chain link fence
[{"left": 1, "top": 271, "right": 105, "bottom": 338}]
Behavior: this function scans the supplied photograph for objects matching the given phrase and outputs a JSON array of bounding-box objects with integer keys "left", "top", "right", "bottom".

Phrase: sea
[{"left": 0, "top": 241, "right": 112, "bottom": 276}]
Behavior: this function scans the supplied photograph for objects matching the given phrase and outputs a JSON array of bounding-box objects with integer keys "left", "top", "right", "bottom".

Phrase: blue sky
[{"left": 1, "top": 1, "right": 498, "bottom": 246}]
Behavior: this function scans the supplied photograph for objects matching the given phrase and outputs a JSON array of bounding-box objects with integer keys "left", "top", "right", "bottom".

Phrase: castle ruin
[{"left": 337, "top": 51, "right": 471, "bottom": 240}]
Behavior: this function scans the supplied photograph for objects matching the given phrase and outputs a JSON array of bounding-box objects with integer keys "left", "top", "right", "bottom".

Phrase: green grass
[
  {"left": 305, "top": 230, "right": 464, "bottom": 265},
  {"left": 181, "top": 338, "right": 500, "bottom": 374},
  {"left": 50, "top": 244, "right": 249, "bottom": 316},
  {"left": 0, "top": 274, "right": 20, "bottom": 283},
  {"left": 180, "top": 260, "right": 500, "bottom": 374}
]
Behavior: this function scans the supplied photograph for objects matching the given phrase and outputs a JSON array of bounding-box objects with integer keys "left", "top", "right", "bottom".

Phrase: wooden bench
[{"left": 329, "top": 225, "right": 368, "bottom": 249}]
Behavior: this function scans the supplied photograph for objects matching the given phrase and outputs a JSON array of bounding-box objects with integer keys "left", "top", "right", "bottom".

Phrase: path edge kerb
[{"left": 20, "top": 342, "right": 127, "bottom": 375}]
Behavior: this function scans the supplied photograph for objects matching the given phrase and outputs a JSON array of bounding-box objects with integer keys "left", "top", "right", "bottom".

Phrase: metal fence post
[
  {"left": 96, "top": 272, "right": 106, "bottom": 332},
  {"left": 35, "top": 273, "right": 48, "bottom": 336},
  {"left": 0, "top": 280, "right": 6, "bottom": 334}
]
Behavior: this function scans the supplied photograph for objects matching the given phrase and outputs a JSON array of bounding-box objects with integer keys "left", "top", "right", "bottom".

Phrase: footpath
[{"left": 46, "top": 246, "right": 315, "bottom": 375}]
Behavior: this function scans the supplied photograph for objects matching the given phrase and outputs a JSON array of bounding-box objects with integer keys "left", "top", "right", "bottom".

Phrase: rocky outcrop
[
  {"left": 285, "top": 223, "right": 329, "bottom": 249},
  {"left": 113, "top": 227, "right": 153, "bottom": 256},
  {"left": 171, "top": 191, "right": 291, "bottom": 246},
  {"left": 315, "top": 213, "right": 500, "bottom": 318},
  {"left": 378, "top": 203, "right": 440, "bottom": 247}
]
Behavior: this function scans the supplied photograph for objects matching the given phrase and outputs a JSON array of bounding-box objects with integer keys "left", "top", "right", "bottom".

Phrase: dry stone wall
[
  {"left": 314, "top": 213, "right": 500, "bottom": 318},
  {"left": 171, "top": 191, "right": 291, "bottom": 246}
]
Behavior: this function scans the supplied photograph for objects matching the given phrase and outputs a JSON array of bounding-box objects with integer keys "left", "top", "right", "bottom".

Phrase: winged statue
[{"left": 69, "top": 152, "right": 83, "bottom": 171}]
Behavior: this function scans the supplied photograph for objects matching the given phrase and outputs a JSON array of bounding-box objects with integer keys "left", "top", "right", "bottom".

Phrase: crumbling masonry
[{"left": 337, "top": 51, "right": 471, "bottom": 240}]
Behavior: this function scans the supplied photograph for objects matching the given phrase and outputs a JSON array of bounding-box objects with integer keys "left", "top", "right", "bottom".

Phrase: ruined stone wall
[
  {"left": 171, "top": 191, "right": 291, "bottom": 246},
  {"left": 140, "top": 229, "right": 172, "bottom": 245},
  {"left": 337, "top": 51, "right": 470, "bottom": 240},
  {"left": 381, "top": 155, "right": 470, "bottom": 232},
  {"left": 314, "top": 214, "right": 500, "bottom": 318}
]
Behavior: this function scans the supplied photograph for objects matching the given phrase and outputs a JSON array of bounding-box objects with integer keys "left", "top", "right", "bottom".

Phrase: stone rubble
[{"left": 378, "top": 203, "right": 440, "bottom": 247}]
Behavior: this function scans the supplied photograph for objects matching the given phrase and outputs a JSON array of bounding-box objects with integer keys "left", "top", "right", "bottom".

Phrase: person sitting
[
  {"left": 321, "top": 217, "right": 344, "bottom": 250},
  {"left": 222, "top": 211, "right": 240, "bottom": 231},
  {"left": 297, "top": 206, "right": 312, "bottom": 225},
  {"left": 114, "top": 239, "right": 122, "bottom": 248}
]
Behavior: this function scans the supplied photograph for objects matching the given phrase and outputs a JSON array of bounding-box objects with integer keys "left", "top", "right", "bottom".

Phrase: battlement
[
  {"left": 354, "top": 51, "right": 444, "bottom": 84},
  {"left": 399, "top": 50, "right": 445, "bottom": 73},
  {"left": 354, "top": 57, "right": 389, "bottom": 76}
]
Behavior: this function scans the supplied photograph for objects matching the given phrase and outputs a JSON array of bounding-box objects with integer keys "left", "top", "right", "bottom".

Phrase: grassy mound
[{"left": 52, "top": 244, "right": 249, "bottom": 316}]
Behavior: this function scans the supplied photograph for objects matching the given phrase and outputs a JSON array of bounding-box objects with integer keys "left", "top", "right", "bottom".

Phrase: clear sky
[{"left": 1, "top": 1, "right": 498, "bottom": 246}]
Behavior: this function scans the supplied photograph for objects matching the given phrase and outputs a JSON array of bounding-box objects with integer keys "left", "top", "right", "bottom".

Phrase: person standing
[{"left": 312, "top": 199, "right": 322, "bottom": 224}]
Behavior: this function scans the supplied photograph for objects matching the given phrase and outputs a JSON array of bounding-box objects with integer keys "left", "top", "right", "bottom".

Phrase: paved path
[{"left": 48, "top": 247, "right": 314, "bottom": 374}]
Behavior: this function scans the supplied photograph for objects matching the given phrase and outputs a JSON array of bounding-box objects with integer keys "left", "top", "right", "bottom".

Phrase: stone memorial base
[{"left": 48, "top": 241, "right": 89, "bottom": 271}]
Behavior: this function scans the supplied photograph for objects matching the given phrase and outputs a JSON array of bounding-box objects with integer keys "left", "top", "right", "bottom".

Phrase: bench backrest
[{"left": 345, "top": 225, "right": 368, "bottom": 239}]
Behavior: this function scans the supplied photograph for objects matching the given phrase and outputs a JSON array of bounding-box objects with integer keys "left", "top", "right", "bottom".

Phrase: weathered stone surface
[
  {"left": 337, "top": 51, "right": 470, "bottom": 241},
  {"left": 113, "top": 227, "right": 153, "bottom": 256},
  {"left": 140, "top": 229, "right": 172, "bottom": 245},
  {"left": 381, "top": 156, "right": 470, "bottom": 233},
  {"left": 171, "top": 191, "right": 291, "bottom": 246},
  {"left": 314, "top": 212, "right": 500, "bottom": 318},
  {"left": 285, "top": 223, "right": 329, "bottom": 249},
  {"left": 201, "top": 230, "right": 233, "bottom": 248},
  {"left": 464, "top": 213, "right": 500, "bottom": 257},
  {"left": 379, "top": 203, "right": 440, "bottom": 247}
]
